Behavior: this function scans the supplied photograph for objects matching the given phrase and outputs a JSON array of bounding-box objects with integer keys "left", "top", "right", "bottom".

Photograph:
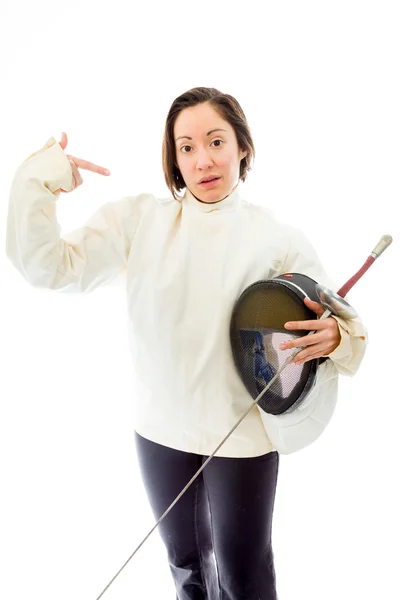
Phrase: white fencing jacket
[{"left": 6, "top": 137, "right": 367, "bottom": 457}]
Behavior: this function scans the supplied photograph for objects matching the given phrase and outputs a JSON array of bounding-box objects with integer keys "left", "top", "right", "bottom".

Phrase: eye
[{"left": 180, "top": 139, "right": 224, "bottom": 153}]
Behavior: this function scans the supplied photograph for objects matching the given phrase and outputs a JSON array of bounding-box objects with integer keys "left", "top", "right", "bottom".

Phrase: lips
[{"left": 199, "top": 176, "right": 220, "bottom": 184}]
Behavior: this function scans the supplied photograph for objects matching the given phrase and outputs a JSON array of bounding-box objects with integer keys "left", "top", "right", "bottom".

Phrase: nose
[{"left": 196, "top": 146, "right": 214, "bottom": 170}]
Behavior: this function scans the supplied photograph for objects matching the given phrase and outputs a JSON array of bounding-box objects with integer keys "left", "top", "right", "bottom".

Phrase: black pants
[{"left": 134, "top": 432, "right": 280, "bottom": 600}]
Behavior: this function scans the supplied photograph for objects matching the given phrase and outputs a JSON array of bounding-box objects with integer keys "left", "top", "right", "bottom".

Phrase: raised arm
[{"left": 6, "top": 135, "right": 146, "bottom": 293}]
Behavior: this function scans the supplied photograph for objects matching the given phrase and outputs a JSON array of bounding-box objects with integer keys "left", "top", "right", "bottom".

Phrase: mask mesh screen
[{"left": 230, "top": 281, "right": 319, "bottom": 415}]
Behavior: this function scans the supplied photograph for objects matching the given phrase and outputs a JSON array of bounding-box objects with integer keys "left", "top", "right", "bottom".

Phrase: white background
[{"left": 1, "top": 1, "right": 399, "bottom": 599}]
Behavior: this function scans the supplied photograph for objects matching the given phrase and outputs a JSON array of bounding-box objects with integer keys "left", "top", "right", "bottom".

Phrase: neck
[
  {"left": 189, "top": 181, "right": 239, "bottom": 204},
  {"left": 182, "top": 180, "right": 243, "bottom": 214}
]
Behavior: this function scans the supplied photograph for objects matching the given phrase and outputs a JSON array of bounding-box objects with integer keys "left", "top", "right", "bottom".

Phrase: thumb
[
  {"left": 59, "top": 132, "right": 68, "bottom": 151},
  {"left": 304, "top": 296, "right": 325, "bottom": 317}
]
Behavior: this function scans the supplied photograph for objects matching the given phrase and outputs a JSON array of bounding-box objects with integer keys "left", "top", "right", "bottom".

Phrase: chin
[{"left": 196, "top": 187, "right": 227, "bottom": 203}]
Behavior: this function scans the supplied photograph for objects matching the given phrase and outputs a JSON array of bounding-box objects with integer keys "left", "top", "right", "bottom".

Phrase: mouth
[{"left": 199, "top": 176, "right": 221, "bottom": 187}]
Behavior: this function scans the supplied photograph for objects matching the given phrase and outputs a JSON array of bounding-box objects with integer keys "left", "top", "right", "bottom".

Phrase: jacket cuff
[
  {"left": 325, "top": 314, "right": 368, "bottom": 376},
  {"left": 18, "top": 136, "right": 74, "bottom": 195}
]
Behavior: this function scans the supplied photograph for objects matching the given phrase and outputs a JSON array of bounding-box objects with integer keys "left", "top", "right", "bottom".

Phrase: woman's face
[{"left": 174, "top": 103, "right": 247, "bottom": 203}]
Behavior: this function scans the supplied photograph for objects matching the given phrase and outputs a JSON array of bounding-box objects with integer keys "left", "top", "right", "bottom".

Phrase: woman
[{"left": 6, "top": 87, "right": 366, "bottom": 599}]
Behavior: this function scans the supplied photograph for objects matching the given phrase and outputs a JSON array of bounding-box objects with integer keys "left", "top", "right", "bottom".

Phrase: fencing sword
[{"left": 95, "top": 233, "right": 392, "bottom": 600}]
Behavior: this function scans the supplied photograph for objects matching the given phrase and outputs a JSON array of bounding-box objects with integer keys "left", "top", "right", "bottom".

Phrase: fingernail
[
  {"left": 285, "top": 323, "right": 292, "bottom": 329},
  {"left": 104, "top": 169, "right": 110, "bottom": 175}
]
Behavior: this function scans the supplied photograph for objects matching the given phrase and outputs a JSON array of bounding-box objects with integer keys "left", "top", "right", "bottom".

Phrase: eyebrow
[{"left": 175, "top": 128, "right": 228, "bottom": 142}]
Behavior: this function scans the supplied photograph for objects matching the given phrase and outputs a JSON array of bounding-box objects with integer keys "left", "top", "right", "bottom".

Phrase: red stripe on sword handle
[{"left": 336, "top": 234, "right": 392, "bottom": 298}]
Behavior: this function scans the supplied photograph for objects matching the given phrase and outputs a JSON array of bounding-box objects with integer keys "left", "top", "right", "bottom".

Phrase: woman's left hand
[{"left": 279, "top": 297, "right": 341, "bottom": 365}]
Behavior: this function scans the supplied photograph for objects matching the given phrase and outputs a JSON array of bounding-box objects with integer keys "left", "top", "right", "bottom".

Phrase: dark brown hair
[{"left": 162, "top": 87, "right": 255, "bottom": 201}]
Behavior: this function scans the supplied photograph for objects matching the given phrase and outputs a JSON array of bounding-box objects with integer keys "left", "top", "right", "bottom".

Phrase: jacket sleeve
[
  {"left": 279, "top": 224, "right": 368, "bottom": 377},
  {"left": 6, "top": 136, "right": 151, "bottom": 293}
]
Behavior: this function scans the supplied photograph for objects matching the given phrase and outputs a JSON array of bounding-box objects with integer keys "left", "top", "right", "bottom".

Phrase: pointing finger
[{"left": 68, "top": 155, "right": 110, "bottom": 176}]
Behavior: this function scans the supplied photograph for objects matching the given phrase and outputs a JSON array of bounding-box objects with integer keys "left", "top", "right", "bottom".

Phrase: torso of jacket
[{"left": 6, "top": 137, "right": 367, "bottom": 457}]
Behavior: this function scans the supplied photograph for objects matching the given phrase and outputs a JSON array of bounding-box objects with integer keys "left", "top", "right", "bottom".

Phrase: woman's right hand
[{"left": 59, "top": 132, "right": 111, "bottom": 193}]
